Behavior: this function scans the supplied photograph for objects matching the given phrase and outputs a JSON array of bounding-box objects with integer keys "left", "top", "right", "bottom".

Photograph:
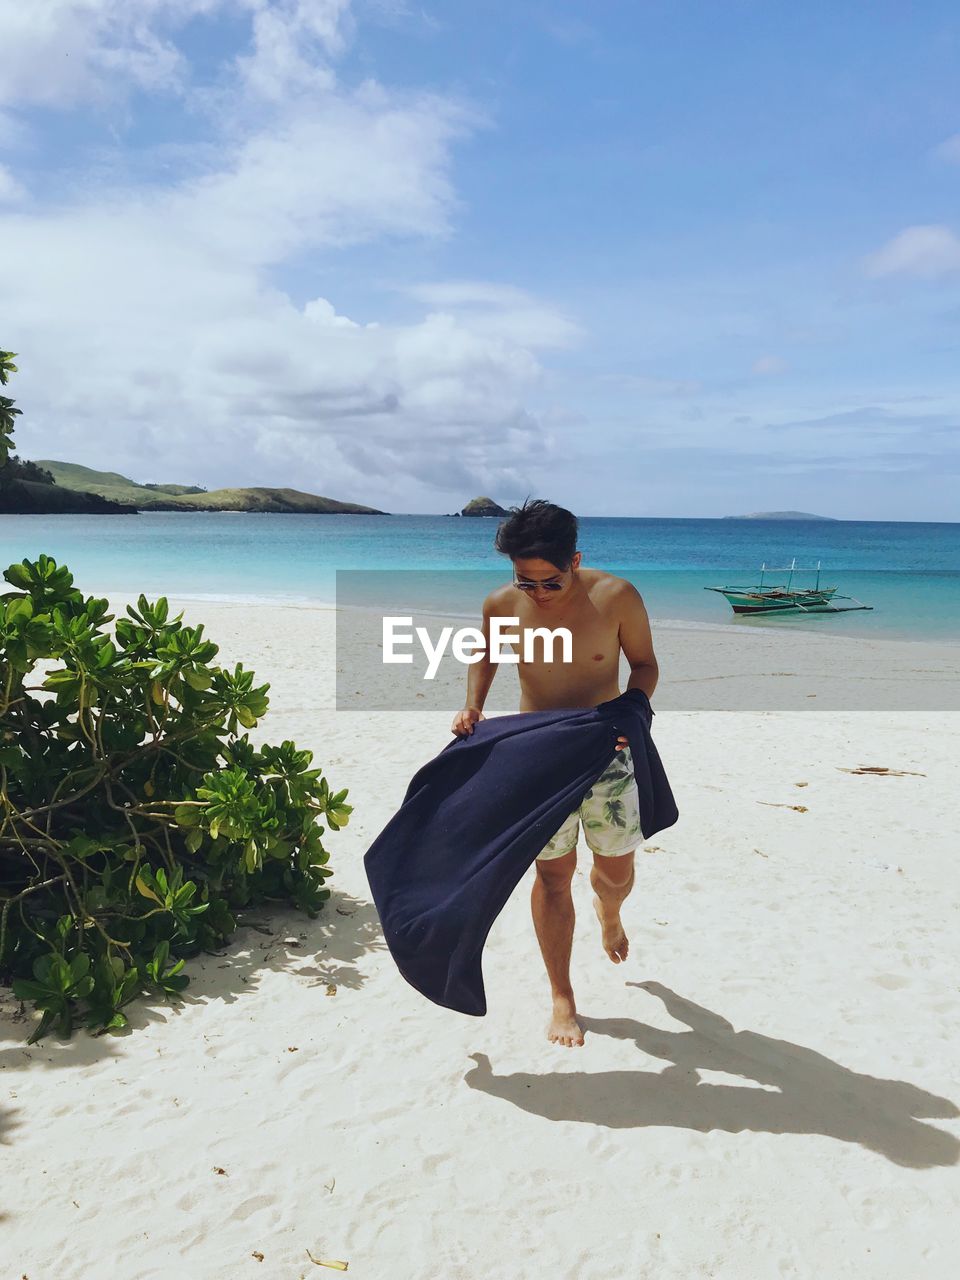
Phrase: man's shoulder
[
  {"left": 582, "top": 569, "right": 644, "bottom": 605},
  {"left": 483, "top": 582, "right": 516, "bottom": 614}
]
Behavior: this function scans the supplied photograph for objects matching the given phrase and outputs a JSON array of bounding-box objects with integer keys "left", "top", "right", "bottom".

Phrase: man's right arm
[{"left": 451, "top": 595, "right": 498, "bottom": 736}]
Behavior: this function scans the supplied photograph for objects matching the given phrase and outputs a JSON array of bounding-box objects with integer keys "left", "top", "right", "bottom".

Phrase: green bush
[{"left": 0, "top": 555, "right": 351, "bottom": 1042}]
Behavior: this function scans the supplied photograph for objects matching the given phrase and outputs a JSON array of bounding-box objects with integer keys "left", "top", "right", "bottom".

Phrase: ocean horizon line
[{"left": 11, "top": 510, "right": 957, "bottom": 526}]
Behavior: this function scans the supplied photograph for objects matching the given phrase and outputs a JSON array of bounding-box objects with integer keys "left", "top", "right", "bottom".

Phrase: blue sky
[{"left": 1, "top": 0, "right": 958, "bottom": 518}]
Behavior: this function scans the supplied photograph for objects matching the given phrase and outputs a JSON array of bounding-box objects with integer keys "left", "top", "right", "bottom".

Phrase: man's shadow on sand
[{"left": 465, "top": 981, "right": 959, "bottom": 1169}]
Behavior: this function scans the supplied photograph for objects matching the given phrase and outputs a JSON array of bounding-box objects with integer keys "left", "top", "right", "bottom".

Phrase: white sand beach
[{"left": 3, "top": 598, "right": 960, "bottom": 1280}]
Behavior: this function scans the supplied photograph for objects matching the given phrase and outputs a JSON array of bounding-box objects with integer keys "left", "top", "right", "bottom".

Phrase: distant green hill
[
  {"left": 36, "top": 461, "right": 385, "bottom": 514},
  {"left": 142, "top": 482, "right": 208, "bottom": 496},
  {"left": 0, "top": 477, "right": 132, "bottom": 515}
]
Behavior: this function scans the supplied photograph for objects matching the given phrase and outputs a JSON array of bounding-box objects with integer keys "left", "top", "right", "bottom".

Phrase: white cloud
[
  {"left": 0, "top": 4, "right": 573, "bottom": 509},
  {"left": 238, "top": 0, "right": 351, "bottom": 101},
  {"left": 165, "top": 89, "right": 467, "bottom": 263},
  {"left": 0, "top": 1, "right": 355, "bottom": 111},
  {"left": 751, "top": 354, "right": 788, "bottom": 376},
  {"left": 303, "top": 297, "right": 361, "bottom": 328},
  {"left": 864, "top": 224, "right": 960, "bottom": 279},
  {"left": 407, "top": 280, "right": 580, "bottom": 349},
  {"left": 0, "top": 162, "right": 25, "bottom": 204},
  {"left": 0, "top": 1, "right": 224, "bottom": 109}
]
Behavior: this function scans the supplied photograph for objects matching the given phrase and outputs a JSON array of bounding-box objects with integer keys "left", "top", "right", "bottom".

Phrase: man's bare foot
[
  {"left": 593, "top": 896, "right": 629, "bottom": 963},
  {"left": 547, "top": 993, "right": 584, "bottom": 1047}
]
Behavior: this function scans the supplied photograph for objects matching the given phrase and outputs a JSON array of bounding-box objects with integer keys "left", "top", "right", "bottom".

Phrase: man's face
[{"left": 512, "top": 553, "right": 581, "bottom": 608}]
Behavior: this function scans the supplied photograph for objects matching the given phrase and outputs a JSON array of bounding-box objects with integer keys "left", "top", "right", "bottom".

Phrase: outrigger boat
[{"left": 705, "top": 559, "right": 873, "bottom": 616}]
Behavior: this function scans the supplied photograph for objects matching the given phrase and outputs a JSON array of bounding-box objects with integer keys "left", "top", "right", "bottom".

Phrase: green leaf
[
  {"left": 135, "top": 875, "right": 163, "bottom": 905},
  {"left": 183, "top": 667, "right": 212, "bottom": 691},
  {"left": 12, "top": 979, "right": 48, "bottom": 1002}
]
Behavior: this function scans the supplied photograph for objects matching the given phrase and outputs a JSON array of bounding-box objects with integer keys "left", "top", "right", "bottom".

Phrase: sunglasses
[{"left": 514, "top": 578, "right": 564, "bottom": 592}]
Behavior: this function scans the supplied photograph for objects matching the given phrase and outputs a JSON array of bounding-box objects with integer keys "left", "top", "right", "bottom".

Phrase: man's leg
[
  {"left": 591, "top": 850, "right": 635, "bottom": 963},
  {"left": 531, "top": 848, "right": 584, "bottom": 1047}
]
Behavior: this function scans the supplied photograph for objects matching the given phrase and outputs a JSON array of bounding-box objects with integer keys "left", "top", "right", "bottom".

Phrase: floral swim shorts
[{"left": 536, "top": 745, "right": 642, "bottom": 861}]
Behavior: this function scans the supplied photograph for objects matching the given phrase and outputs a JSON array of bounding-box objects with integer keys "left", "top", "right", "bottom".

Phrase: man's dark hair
[{"left": 494, "top": 499, "right": 579, "bottom": 569}]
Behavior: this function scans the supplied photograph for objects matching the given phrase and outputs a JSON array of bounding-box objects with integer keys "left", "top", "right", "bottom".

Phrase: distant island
[
  {"left": 22, "top": 460, "right": 385, "bottom": 515},
  {"left": 0, "top": 460, "right": 133, "bottom": 514},
  {"left": 458, "top": 496, "right": 509, "bottom": 517},
  {"left": 721, "top": 511, "right": 838, "bottom": 521}
]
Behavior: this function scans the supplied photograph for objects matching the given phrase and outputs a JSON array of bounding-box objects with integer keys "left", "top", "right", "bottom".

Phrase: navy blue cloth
[{"left": 364, "top": 688, "right": 678, "bottom": 1016}]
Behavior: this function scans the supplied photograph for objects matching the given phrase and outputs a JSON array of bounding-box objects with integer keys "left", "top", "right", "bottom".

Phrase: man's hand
[
  {"left": 452, "top": 706, "right": 485, "bottom": 737},
  {"left": 615, "top": 734, "right": 628, "bottom": 751}
]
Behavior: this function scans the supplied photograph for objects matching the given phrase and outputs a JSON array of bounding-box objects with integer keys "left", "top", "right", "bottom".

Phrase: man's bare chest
[{"left": 512, "top": 604, "right": 620, "bottom": 670}]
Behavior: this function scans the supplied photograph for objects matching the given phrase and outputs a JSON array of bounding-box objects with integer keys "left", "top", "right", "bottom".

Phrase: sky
[{"left": 1, "top": 0, "right": 959, "bottom": 519}]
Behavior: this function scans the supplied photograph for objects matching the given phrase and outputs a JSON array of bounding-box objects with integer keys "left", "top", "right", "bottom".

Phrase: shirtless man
[{"left": 451, "top": 499, "right": 659, "bottom": 1048}]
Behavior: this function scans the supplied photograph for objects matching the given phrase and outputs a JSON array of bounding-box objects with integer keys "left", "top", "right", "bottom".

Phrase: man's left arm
[{"left": 616, "top": 582, "right": 659, "bottom": 700}]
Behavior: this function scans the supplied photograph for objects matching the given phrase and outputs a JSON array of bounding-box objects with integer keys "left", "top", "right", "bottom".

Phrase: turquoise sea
[{"left": 1, "top": 513, "right": 958, "bottom": 643}]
